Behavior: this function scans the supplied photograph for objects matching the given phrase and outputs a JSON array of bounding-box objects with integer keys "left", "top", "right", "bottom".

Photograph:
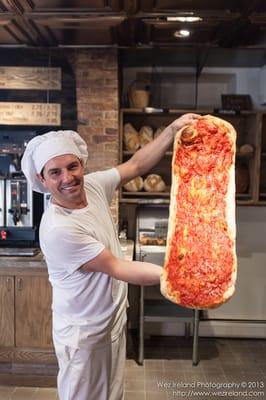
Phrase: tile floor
[{"left": 0, "top": 335, "right": 265, "bottom": 400}]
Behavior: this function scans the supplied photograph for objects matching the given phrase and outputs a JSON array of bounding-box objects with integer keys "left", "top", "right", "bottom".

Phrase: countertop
[{"left": 0, "top": 240, "right": 135, "bottom": 275}]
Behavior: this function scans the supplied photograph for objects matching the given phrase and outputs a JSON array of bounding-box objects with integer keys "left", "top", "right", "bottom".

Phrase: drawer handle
[
  {"left": 6, "top": 277, "right": 12, "bottom": 292},
  {"left": 17, "top": 278, "right": 23, "bottom": 291}
]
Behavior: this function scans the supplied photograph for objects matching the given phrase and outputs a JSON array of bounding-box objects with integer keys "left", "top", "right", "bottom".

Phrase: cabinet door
[
  {"left": 0, "top": 276, "right": 15, "bottom": 347},
  {"left": 15, "top": 276, "right": 53, "bottom": 348}
]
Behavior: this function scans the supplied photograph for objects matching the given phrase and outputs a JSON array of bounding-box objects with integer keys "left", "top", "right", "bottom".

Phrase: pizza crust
[
  {"left": 161, "top": 115, "right": 237, "bottom": 309},
  {"left": 161, "top": 268, "right": 180, "bottom": 304}
]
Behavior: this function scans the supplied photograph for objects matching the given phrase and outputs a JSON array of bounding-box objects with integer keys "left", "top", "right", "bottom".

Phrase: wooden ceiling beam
[
  {"left": 2, "top": 0, "right": 124, "bottom": 13},
  {"left": 0, "top": 0, "right": 266, "bottom": 48},
  {"left": 0, "top": 0, "right": 30, "bottom": 14}
]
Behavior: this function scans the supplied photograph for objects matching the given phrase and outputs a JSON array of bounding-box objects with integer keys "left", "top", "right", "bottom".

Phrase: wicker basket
[{"left": 128, "top": 81, "right": 150, "bottom": 108}]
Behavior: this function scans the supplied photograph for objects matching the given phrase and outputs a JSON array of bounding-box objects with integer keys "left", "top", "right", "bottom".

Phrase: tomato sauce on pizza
[{"left": 161, "top": 115, "right": 237, "bottom": 309}]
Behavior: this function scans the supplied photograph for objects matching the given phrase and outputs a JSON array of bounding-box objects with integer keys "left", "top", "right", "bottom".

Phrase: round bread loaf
[
  {"left": 144, "top": 174, "right": 166, "bottom": 192},
  {"left": 139, "top": 126, "right": 153, "bottom": 147},
  {"left": 140, "top": 236, "right": 166, "bottom": 246},
  {"left": 123, "top": 176, "right": 144, "bottom": 192},
  {"left": 123, "top": 123, "right": 140, "bottom": 151},
  {"left": 239, "top": 144, "right": 254, "bottom": 156}
]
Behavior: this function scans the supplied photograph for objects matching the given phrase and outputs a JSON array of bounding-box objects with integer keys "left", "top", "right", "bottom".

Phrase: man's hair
[{"left": 40, "top": 156, "right": 83, "bottom": 179}]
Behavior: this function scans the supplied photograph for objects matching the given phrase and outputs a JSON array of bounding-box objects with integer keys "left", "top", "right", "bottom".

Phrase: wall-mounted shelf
[{"left": 119, "top": 108, "right": 266, "bottom": 205}]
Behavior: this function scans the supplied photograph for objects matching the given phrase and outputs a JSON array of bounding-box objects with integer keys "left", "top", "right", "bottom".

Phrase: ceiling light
[
  {"left": 167, "top": 16, "right": 202, "bottom": 22},
  {"left": 173, "top": 29, "right": 191, "bottom": 38}
]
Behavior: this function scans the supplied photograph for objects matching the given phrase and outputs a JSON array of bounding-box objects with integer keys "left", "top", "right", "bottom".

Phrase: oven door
[{"left": 135, "top": 244, "right": 166, "bottom": 264}]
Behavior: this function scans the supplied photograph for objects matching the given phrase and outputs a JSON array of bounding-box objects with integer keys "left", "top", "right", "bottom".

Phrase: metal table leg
[
  {"left": 192, "top": 309, "right": 200, "bottom": 366},
  {"left": 185, "top": 322, "right": 190, "bottom": 340},
  {"left": 138, "top": 285, "right": 144, "bottom": 365}
]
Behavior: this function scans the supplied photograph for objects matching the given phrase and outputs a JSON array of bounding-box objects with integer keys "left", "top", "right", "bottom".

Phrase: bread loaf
[
  {"left": 239, "top": 144, "right": 254, "bottom": 156},
  {"left": 139, "top": 126, "right": 153, "bottom": 147},
  {"left": 139, "top": 236, "right": 166, "bottom": 246},
  {"left": 143, "top": 174, "right": 166, "bottom": 192},
  {"left": 123, "top": 176, "right": 144, "bottom": 192},
  {"left": 123, "top": 123, "right": 140, "bottom": 151}
]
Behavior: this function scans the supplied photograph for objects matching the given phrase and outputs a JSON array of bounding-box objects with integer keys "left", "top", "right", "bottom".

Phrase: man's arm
[
  {"left": 116, "top": 113, "right": 200, "bottom": 188},
  {"left": 79, "top": 248, "right": 162, "bottom": 286}
]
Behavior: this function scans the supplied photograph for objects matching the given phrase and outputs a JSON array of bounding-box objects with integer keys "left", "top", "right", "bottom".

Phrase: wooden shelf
[
  {"left": 120, "top": 198, "right": 170, "bottom": 204},
  {"left": 124, "top": 150, "right": 251, "bottom": 158},
  {"left": 236, "top": 152, "right": 254, "bottom": 159},
  {"left": 236, "top": 193, "right": 252, "bottom": 198},
  {"left": 237, "top": 201, "right": 255, "bottom": 206},
  {"left": 120, "top": 108, "right": 199, "bottom": 115},
  {"left": 122, "top": 191, "right": 170, "bottom": 197},
  {"left": 123, "top": 150, "right": 173, "bottom": 156},
  {"left": 124, "top": 151, "right": 252, "bottom": 158},
  {"left": 120, "top": 109, "right": 265, "bottom": 205},
  {"left": 121, "top": 108, "right": 258, "bottom": 116}
]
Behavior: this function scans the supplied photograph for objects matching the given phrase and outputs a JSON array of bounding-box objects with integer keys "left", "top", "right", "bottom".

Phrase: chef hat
[{"left": 21, "top": 130, "right": 88, "bottom": 193}]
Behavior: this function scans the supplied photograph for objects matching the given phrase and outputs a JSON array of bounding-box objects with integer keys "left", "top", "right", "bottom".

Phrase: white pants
[{"left": 54, "top": 328, "right": 126, "bottom": 400}]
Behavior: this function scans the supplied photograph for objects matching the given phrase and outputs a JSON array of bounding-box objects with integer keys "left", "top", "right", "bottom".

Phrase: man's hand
[{"left": 167, "top": 113, "right": 200, "bottom": 141}]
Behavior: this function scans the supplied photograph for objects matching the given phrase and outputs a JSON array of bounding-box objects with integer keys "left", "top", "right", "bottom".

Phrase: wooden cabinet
[
  {"left": 0, "top": 274, "right": 52, "bottom": 349},
  {"left": 119, "top": 108, "right": 265, "bottom": 205},
  {"left": 15, "top": 276, "right": 53, "bottom": 348},
  {"left": 0, "top": 267, "right": 56, "bottom": 386},
  {"left": 0, "top": 276, "right": 14, "bottom": 347}
]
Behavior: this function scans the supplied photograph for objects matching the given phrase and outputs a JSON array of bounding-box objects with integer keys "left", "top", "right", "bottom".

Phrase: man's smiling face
[{"left": 37, "top": 154, "right": 86, "bottom": 208}]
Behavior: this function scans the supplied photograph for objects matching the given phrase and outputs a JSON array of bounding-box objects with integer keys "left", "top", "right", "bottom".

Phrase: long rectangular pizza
[{"left": 161, "top": 115, "right": 237, "bottom": 309}]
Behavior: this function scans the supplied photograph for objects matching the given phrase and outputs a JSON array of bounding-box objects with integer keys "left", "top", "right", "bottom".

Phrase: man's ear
[
  {"left": 79, "top": 158, "right": 85, "bottom": 169},
  {"left": 36, "top": 173, "right": 45, "bottom": 184}
]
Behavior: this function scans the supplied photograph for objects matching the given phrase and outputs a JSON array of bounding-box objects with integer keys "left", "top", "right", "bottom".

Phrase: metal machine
[
  {"left": 6, "top": 178, "right": 33, "bottom": 227},
  {"left": 0, "top": 130, "right": 43, "bottom": 251}
]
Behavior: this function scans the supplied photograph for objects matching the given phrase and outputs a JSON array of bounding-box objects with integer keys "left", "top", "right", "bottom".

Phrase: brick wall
[{"left": 69, "top": 49, "right": 120, "bottom": 226}]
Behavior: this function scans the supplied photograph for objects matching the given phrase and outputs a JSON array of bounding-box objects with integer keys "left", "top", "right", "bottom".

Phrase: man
[{"left": 21, "top": 113, "right": 199, "bottom": 400}]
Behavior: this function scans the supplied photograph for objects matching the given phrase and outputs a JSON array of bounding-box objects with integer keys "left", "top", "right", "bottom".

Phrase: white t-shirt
[{"left": 40, "top": 168, "right": 128, "bottom": 348}]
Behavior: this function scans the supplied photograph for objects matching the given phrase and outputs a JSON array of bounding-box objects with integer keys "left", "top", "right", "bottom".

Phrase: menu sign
[
  {"left": 0, "top": 102, "right": 61, "bottom": 126},
  {"left": 0, "top": 67, "right": 61, "bottom": 90}
]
